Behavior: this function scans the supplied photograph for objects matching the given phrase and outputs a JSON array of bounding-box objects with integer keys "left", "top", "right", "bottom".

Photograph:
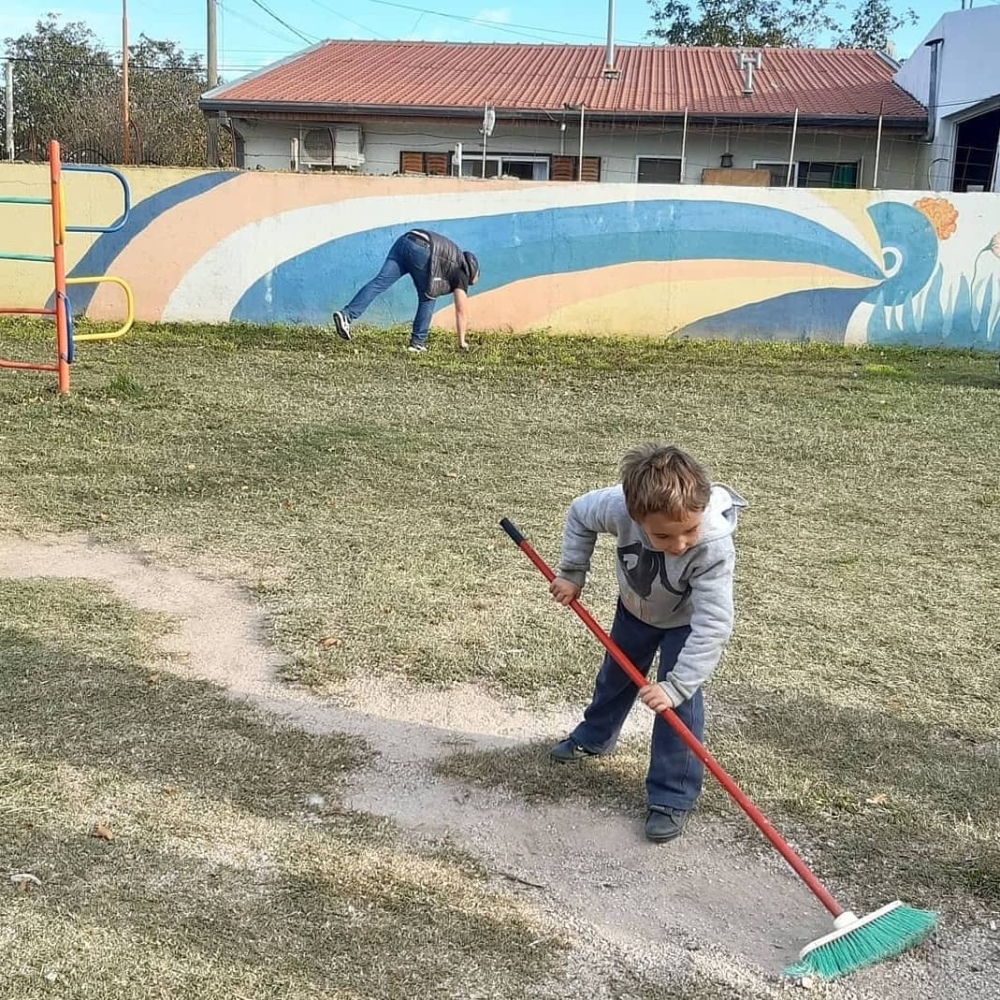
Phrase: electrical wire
[{"left": 244, "top": 0, "right": 317, "bottom": 45}]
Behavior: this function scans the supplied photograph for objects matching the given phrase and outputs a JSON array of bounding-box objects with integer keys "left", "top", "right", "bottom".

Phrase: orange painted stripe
[
  {"left": 435, "top": 259, "right": 877, "bottom": 331},
  {"left": 87, "top": 174, "right": 535, "bottom": 320}
]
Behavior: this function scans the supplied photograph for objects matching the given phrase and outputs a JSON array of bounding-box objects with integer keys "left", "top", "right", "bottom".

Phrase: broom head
[{"left": 784, "top": 900, "right": 937, "bottom": 980}]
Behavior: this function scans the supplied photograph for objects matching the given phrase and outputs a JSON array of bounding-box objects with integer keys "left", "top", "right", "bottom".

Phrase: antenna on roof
[{"left": 738, "top": 50, "right": 763, "bottom": 96}]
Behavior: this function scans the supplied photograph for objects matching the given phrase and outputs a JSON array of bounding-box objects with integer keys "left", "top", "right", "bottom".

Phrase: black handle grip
[{"left": 499, "top": 517, "right": 525, "bottom": 545}]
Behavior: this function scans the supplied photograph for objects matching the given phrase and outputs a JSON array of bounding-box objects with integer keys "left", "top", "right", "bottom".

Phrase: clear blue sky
[{"left": 0, "top": 0, "right": 979, "bottom": 79}]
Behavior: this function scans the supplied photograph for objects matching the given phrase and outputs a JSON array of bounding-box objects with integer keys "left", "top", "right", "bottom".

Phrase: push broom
[{"left": 499, "top": 517, "right": 937, "bottom": 981}]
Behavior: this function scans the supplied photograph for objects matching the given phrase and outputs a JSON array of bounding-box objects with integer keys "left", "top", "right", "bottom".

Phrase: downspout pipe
[{"left": 923, "top": 37, "right": 943, "bottom": 143}]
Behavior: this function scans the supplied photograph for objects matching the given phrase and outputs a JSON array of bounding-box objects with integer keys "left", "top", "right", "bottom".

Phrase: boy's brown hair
[{"left": 620, "top": 444, "right": 712, "bottom": 520}]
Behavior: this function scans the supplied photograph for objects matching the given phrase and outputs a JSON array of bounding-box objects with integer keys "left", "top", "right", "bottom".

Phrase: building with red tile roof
[{"left": 202, "top": 41, "right": 929, "bottom": 188}]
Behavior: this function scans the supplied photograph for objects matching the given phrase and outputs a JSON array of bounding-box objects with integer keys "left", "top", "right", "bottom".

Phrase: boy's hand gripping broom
[{"left": 500, "top": 517, "right": 937, "bottom": 981}]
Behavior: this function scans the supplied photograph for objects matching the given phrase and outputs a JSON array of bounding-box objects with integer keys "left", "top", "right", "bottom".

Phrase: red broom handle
[{"left": 500, "top": 517, "right": 844, "bottom": 919}]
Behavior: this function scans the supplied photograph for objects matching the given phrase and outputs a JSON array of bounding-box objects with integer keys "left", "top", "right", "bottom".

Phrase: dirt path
[{"left": 2, "top": 533, "right": 996, "bottom": 1000}]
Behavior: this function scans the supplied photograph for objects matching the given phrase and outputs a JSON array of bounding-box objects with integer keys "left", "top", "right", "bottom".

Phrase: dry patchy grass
[
  {"left": 0, "top": 578, "right": 572, "bottom": 999},
  {"left": 1, "top": 320, "right": 998, "bottom": 929}
]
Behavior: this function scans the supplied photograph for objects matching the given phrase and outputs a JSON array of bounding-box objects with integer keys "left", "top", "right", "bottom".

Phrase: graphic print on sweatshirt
[{"left": 616, "top": 543, "right": 691, "bottom": 610}]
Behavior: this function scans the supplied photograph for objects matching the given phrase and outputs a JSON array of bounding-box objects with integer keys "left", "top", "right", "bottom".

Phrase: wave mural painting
[{"left": 1, "top": 165, "right": 998, "bottom": 351}]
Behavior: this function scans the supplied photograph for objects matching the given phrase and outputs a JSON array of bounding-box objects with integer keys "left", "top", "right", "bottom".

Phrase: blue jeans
[
  {"left": 571, "top": 601, "right": 704, "bottom": 811},
  {"left": 343, "top": 234, "right": 436, "bottom": 346}
]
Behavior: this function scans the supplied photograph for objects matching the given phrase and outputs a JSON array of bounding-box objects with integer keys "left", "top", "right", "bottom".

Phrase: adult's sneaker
[{"left": 332, "top": 311, "right": 351, "bottom": 341}]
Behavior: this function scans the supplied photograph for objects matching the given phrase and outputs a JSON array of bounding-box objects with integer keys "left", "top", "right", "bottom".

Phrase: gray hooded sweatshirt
[{"left": 557, "top": 484, "right": 747, "bottom": 707}]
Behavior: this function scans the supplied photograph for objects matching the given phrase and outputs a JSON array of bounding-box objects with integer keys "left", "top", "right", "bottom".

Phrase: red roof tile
[{"left": 206, "top": 41, "right": 926, "bottom": 122}]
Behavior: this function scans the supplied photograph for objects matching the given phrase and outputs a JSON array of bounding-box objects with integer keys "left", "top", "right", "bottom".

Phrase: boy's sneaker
[
  {"left": 406, "top": 343, "right": 428, "bottom": 353},
  {"left": 549, "top": 737, "right": 598, "bottom": 763},
  {"left": 332, "top": 311, "right": 351, "bottom": 341},
  {"left": 644, "top": 807, "right": 688, "bottom": 843}
]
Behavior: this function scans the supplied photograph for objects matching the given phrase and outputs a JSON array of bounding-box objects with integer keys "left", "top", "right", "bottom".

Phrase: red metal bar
[
  {"left": 50, "top": 140, "right": 70, "bottom": 395},
  {"left": 0, "top": 307, "right": 57, "bottom": 315},
  {"left": 499, "top": 517, "right": 845, "bottom": 920},
  {"left": 0, "top": 360, "right": 60, "bottom": 372}
]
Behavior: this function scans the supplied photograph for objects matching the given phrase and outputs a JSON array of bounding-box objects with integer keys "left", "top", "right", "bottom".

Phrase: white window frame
[
  {"left": 753, "top": 159, "right": 863, "bottom": 189},
  {"left": 754, "top": 160, "right": 799, "bottom": 186},
  {"left": 634, "top": 155, "right": 685, "bottom": 184},
  {"left": 462, "top": 154, "right": 550, "bottom": 180}
]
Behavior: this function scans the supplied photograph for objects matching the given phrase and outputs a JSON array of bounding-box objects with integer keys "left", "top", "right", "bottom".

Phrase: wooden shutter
[
  {"left": 550, "top": 155, "right": 601, "bottom": 182},
  {"left": 400, "top": 151, "right": 426, "bottom": 174},
  {"left": 424, "top": 153, "right": 449, "bottom": 176},
  {"left": 551, "top": 155, "right": 575, "bottom": 181},
  {"left": 400, "top": 151, "right": 451, "bottom": 176}
]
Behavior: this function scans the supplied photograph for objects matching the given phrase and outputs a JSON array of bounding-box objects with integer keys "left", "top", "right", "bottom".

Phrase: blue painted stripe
[
  {"left": 60, "top": 171, "right": 240, "bottom": 314},
  {"left": 681, "top": 287, "right": 871, "bottom": 343},
  {"left": 232, "top": 201, "right": 884, "bottom": 326}
]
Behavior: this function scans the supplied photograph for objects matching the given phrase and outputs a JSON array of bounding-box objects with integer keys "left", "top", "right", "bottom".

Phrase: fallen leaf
[
  {"left": 10, "top": 873, "right": 41, "bottom": 893},
  {"left": 91, "top": 823, "right": 115, "bottom": 842},
  {"left": 319, "top": 636, "right": 342, "bottom": 650}
]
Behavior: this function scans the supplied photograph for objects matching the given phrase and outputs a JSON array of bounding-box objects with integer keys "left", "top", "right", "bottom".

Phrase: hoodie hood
[{"left": 697, "top": 483, "right": 749, "bottom": 546}]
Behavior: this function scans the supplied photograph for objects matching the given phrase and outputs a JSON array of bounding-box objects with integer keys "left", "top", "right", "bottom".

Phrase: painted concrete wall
[
  {"left": 2, "top": 165, "right": 999, "bottom": 351},
  {"left": 237, "top": 119, "right": 924, "bottom": 190},
  {"left": 894, "top": 6, "right": 1000, "bottom": 192}
]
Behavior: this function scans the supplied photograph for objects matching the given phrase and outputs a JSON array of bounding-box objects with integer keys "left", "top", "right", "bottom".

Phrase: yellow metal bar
[
  {"left": 66, "top": 275, "right": 135, "bottom": 341},
  {"left": 59, "top": 180, "right": 67, "bottom": 245}
]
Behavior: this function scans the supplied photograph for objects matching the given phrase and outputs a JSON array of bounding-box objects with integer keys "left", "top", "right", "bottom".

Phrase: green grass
[{"left": 2, "top": 319, "right": 999, "bottom": 955}]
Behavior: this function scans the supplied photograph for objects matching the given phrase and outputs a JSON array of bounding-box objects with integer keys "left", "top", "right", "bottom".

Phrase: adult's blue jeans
[
  {"left": 343, "top": 233, "right": 435, "bottom": 346},
  {"left": 570, "top": 600, "right": 705, "bottom": 811}
]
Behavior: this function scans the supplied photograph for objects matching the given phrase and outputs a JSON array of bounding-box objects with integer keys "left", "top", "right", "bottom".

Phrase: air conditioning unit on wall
[{"left": 293, "top": 126, "right": 365, "bottom": 171}]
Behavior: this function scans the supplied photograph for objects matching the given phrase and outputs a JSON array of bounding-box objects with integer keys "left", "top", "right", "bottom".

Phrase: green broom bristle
[{"left": 784, "top": 905, "right": 938, "bottom": 981}]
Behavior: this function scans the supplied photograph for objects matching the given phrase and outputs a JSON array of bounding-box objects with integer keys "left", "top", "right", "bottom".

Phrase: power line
[
  {"left": 245, "top": 0, "right": 317, "bottom": 45},
  {"left": 218, "top": 1, "right": 306, "bottom": 47},
  {"left": 351, "top": 0, "right": 645, "bottom": 45},
  {"left": 301, "top": 0, "right": 388, "bottom": 40}
]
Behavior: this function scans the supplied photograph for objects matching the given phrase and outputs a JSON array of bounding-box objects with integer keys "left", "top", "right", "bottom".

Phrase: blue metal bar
[
  {"left": 63, "top": 164, "right": 132, "bottom": 234},
  {"left": 64, "top": 293, "right": 75, "bottom": 364}
]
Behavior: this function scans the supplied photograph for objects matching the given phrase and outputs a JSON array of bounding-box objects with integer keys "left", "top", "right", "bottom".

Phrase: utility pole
[
  {"left": 207, "top": 0, "right": 219, "bottom": 166},
  {"left": 122, "top": 0, "right": 130, "bottom": 165},
  {"left": 5, "top": 60, "right": 14, "bottom": 162}
]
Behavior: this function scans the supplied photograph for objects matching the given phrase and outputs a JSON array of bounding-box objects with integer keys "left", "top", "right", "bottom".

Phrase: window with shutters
[
  {"left": 550, "top": 155, "right": 601, "bottom": 182},
  {"left": 399, "top": 151, "right": 451, "bottom": 175}
]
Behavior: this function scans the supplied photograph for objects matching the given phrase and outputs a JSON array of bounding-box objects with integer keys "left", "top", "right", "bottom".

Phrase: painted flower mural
[{"left": 913, "top": 197, "right": 959, "bottom": 240}]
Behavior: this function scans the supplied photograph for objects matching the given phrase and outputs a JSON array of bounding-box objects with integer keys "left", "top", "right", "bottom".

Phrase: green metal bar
[
  {"left": 0, "top": 196, "right": 52, "bottom": 206},
  {"left": 0, "top": 252, "right": 55, "bottom": 262}
]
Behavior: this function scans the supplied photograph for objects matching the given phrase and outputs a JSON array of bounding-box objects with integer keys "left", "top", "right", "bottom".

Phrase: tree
[
  {"left": 1, "top": 14, "right": 116, "bottom": 160},
  {"left": 1, "top": 15, "right": 229, "bottom": 166},
  {"left": 646, "top": 0, "right": 841, "bottom": 47},
  {"left": 647, "top": 0, "right": 916, "bottom": 51},
  {"left": 838, "top": 0, "right": 918, "bottom": 52},
  {"left": 127, "top": 35, "right": 218, "bottom": 165}
]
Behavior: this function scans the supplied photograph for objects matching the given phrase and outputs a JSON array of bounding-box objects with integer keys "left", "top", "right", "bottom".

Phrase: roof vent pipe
[
  {"left": 924, "top": 37, "right": 943, "bottom": 142},
  {"left": 739, "top": 50, "right": 762, "bottom": 96},
  {"left": 603, "top": 0, "right": 620, "bottom": 78}
]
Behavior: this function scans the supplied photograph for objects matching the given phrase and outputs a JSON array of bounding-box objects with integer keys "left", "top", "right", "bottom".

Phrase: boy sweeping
[{"left": 548, "top": 444, "right": 747, "bottom": 843}]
